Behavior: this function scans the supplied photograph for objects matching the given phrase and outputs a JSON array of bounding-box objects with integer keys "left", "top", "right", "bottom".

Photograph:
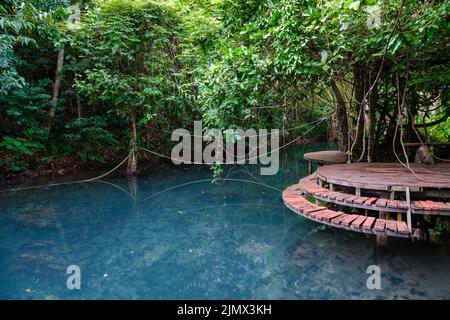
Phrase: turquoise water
[{"left": 1, "top": 145, "right": 450, "bottom": 299}]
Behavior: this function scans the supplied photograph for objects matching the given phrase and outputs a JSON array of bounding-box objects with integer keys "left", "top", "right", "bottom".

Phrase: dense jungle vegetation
[{"left": 0, "top": 0, "right": 449, "bottom": 179}]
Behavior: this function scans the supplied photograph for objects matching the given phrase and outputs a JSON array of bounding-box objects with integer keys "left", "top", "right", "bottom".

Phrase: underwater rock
[
  {"left": 14, "top": 252, "right": 66, "bottom": 274},
  {"left": 29, "top": 240, "right": 54, "bottom": 248},
  {"left": 252, "top": 275, "right": 288, "bottom": 299},
  {"left": 13, "top": 205, "right": 59, "bottom": 228},
  {"left": 237, "top": 240, "right": 272, "bottom": 264},
  {"left": 142, "top": 245, "right": 170, "bottom": 267},
  {"left": 288, "top": 241, "right": 319, "bottom": 270}
]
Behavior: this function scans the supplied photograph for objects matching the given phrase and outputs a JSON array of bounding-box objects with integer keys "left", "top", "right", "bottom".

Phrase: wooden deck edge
[
  {"left": 297, "top": 178, "right": 450, "bottom": 216},
  {"left": 283, "top": 184, "right": 415, "bottom": 239}
]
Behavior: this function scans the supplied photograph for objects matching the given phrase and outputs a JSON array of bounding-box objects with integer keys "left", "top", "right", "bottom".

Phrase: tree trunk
[
  {"left": 352, "top": 68, "right": 365, "bottom": 161},
  {"left": 330, "top": 80, "right": 349, "bottom": 152},
  {"left": 353, "top": 64, "right": 378, "bottom": 162},
  {"left": 366, "top": 74, "right": 378, "bottom": 162},
  {"left": 127, "top": 111, "right": 138, "bottom": 175},
  {"left": 48, "top": 46, "right": 65, "bottom": 120},
  {"left": 77, "top": 94, "right": 82, "bottom": 119}
]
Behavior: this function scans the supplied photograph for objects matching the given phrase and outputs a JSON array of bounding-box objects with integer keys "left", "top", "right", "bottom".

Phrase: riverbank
[
  {"left": 0, "top": 151, "right": 163, "bottom": 186},
  {"left": 1, "top": 136, "right": 323, "bottom": 185}
]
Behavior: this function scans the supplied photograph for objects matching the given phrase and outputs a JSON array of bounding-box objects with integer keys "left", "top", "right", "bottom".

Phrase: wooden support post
[
  {"left": 355, "top": 187, "right": 361, "bottom": 196},
  {"left": 377, "top": 211, "right": 388, "bottom": 247},
  {"left": 329, "top": 183, "right": 334, "bottom": 191},
  {"left": 318, "top": 179, "right": 323, "bottom": 187},
  {"left": 405, "top": 187, "right": 412, "bottom": 232},
  {"left": 307, "top": 160, "right": 312, "bottom": 175}
]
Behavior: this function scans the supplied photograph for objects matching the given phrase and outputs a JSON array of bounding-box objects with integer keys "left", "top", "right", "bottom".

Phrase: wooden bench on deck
[{"left": 304, "top": 150, "right": 347, "bottom": 174}]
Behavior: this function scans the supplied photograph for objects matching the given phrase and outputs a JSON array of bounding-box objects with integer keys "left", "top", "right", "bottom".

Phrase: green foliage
[
  {"left": 432, "top": 218, "right": 450, "bottom": 240},
  {"left": 0, "top": 0, "right": 448, "bottom": 175},
  {"left": 0, "top": 135, "right": 44, "bottom": 173},
  {"left": 418, "top": 111, "right": 450, "bottom": 143},
  {"left": 1, "top": 82, "right": 52, "bottom": 143},
  {"left": 0, "top": 135, "right": 44, "bottom": 156},
  {"left": 63, "top": 116, "right": 119, "bottom": 162},
  {"left": 72, "top": 0, "right": 190, "bottom": 152}
]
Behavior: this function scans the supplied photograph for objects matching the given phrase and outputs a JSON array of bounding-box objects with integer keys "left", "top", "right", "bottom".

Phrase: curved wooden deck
[
  {"left": 298, "top": 174, "right": 450, "bottom": 216},
  {"left": 282, "top": 184, "right": 412, "bottom": 238},
  {"left": 317, "top": 162, "right": 450, "bottom": 191},
  {"left": 283, "top": 162, "right": 450, "bottom": 239}
]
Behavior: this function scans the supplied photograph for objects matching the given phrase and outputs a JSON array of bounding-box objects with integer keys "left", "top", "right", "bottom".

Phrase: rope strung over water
[{"left": 0, "top": 115, "right": 332, "bottom": 194}]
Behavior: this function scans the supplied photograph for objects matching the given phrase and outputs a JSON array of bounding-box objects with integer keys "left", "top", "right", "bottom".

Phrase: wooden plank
[
  {"left": 307, "top": 208, "right": 327, "bottom": 218},
  {"left": 331, "top": 214, "right": 350, "bottom": 225},
  {"left": 386, "top": 220, "right": 397, "bottom": 232},
  {"left": 321, "top": 211, "right": 344, "bottom": 222},
  {"left": 344, "top": 195, "right": 360, "bottom": 204},
  {"left": 350, "top": 215, "right": 367, "bottom": 229},
  {"left": 315, "top": 210, "right": 335, "bottom": 220},
  {"left": 434, "top": 201, "right": 448, "bottom": 211},
  {"left": 282, "top": 192, "right": 297, "bottom": 198},
  {"left": 362, "top": 217, "right": 376, "bottom": 230},
  {"left": 327, "top": 192, "right": 337, "bottom": 200},
  {"left": 387, "top": 200, "right": 398, "bottom": 209},
  {"left": 335, "top": 194, "right": 353, "bottom": 202},
  {"left": 375, "top": 199, "right": 388, "bottom": 207},
  {"left": 418, "top": 200, "right": 434, "bottom": 211},
  {"left": 341, "top": 214, "right": 359, "bottom": 227},
  {"left": 283, "top": 197, "right": 305, "bottom": 203},
  {"left": 396, "top": 221, "right": 410, "bottom": 234},
  {"left": 315, "top": 191, "right": 331, "bottom": 198},
  {"left": 411, "top": 201, "right": 424, "bottom": 210},
  {"left": 292, "top": 206, "right": 313, "bottom": 214},
  {"left": 374, "top": 219, "right": 386, "bottom": 232},
  {"left": 425, "top": 200, "right": 440, "bottom": 211},
  {"left": 303, "top": 207, "right": 326, "bottom": 215},
  {"left": 354, "top": 197, "right": 369, "bottom": 204},
  {"left": 289, "top": 200, "right": 310, "bottom": 206},
  {"left": 397, "top": 201, "right": 409, "bottom": 210},
  {"left": 364, "top": 197, "right": 378, "bottom": 205},
  {"left": 291, "top": 203, "right": 311, "bottom": 210}
]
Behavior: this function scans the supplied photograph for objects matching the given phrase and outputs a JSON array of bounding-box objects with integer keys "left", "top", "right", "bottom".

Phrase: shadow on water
[{"left": 0, "top": 143, "right": 449, "bottom": 299}]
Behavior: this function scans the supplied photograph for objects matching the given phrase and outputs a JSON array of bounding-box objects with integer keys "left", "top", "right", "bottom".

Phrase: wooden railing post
[{"left": 405, "top": 187, "right": 412, "bottom": 232}]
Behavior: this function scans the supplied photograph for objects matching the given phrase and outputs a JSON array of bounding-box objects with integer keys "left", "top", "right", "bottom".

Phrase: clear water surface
[{"left": 1, "top": 144, "right": 449, "bottom": 299}]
